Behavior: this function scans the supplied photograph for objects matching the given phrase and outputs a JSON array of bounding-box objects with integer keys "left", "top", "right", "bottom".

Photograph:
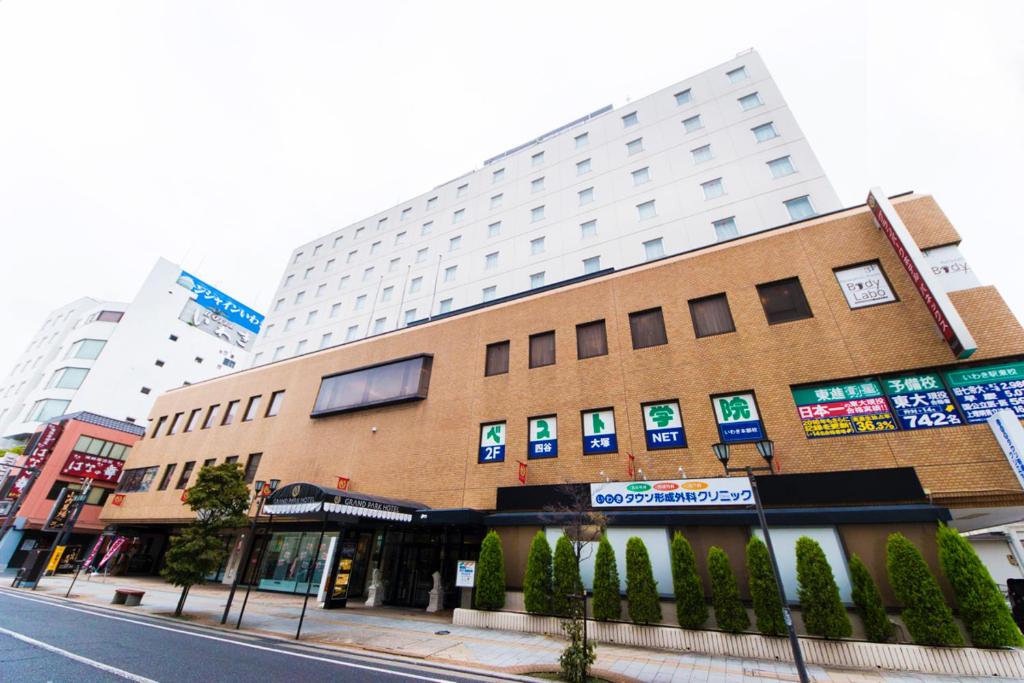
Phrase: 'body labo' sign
[
  {"left": 528, "top": 416, "right": 557, "bottom": 459},
  {"left": 479, "top": 422, "right": 506, "bottom": 463},
  {"left": 713, "top": 393, "right": 765, "bottom": 443},
  {"left": 642, "top": 401, "right": 686, "bottom": 449},
  {"left": 582, "top": 409, "right": 617, "bottom": 454}
]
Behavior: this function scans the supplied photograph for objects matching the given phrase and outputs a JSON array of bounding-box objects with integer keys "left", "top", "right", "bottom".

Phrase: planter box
[{"left": 453, "top": 608, "right": 1024, "bottom": 678}]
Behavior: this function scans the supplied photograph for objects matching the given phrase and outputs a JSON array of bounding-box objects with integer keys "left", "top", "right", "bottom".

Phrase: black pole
[
  {"left": 296, "top": 510, "right": 328, "bottom": 640},
  {"left": 221, "top": 496, "right": 263, "bottom": 624},
  {"left": 65, "top": 561, "right": 83, "bottom": 598},
  {"left": 236, "top": 512, "right": 274, "bottom": 630},
  {"left": 747, "top": 467, "right": 809, "bottom": 683},
  {"left": 36, "top": 482, "right": 90, "bottom": 591}
]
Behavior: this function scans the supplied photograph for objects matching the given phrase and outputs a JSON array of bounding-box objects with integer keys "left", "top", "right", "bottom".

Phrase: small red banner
[
  {"left": 517, "top": 461, "right": 527, "bottom": 485},
  {"left": 337, "top": 476, "right": 350, "bottom": 491},
  {"left": 111, "top": 494, "right": 125, "bottom": 507},
  {"left": 627, "top": 452, "right": 635, "bottom": 480}
]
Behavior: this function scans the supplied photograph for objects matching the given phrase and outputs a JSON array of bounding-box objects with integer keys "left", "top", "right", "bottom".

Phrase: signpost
[{"left": 456, "top": 560, "right": 476, "bottom": 588}]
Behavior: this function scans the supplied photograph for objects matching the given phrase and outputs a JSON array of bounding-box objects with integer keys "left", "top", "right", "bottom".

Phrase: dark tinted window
[
  {"left": 97, "top": 310, "right": 123, "bottom": 322},
  {"left": 176, "top": 461, "right": 195, "bottom": 489},
  {"left": 689, "top": 294, "right": 736, "bottom": 338},
  {"left": 312, "top": 355, "right": 432, "bottom": 417},
  {"left": 757, "top": 277, "right": 812, "bottom": 324},
  {"left": 158, "top": 463, "right": 177, "bottom": 490},
  {"left": 225, "top": 455, "right": 239, "bottom": 464},
  {"left": 243, "top": 453, "right": 262, "bottom": 484},
  {"left": 529, "top": 331, "right": 556, "bottom": 368},
  {"left": 576, "top": 320, "right": 608, "bottom": 359},
  {"left": 485, "top": 341, "right": 510, "bottom": 376},
  {"left": 629, "top": 308, "right": 668, "bottom": 349}
]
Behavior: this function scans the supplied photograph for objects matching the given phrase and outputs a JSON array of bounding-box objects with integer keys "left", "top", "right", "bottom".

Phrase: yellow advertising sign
[{"left": 47, "top": 546, "right": 66, "bottom": 573}]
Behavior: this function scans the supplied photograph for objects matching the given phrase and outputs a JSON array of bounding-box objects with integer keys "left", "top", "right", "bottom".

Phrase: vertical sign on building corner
[
  {"left": 988, "top": 409, "right": 1024, "bottom": 492},
  {"left": 478, "top": 421, "right": 506, "bottom": 463},
  {"left": 866, "top": 188, "right": 976, "bottom": 359}
]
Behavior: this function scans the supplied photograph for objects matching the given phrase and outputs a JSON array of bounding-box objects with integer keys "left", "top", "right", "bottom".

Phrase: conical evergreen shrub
[
  {"left": 848, "top": 554, "right": 892, "bottom": 643},
  {"left": 592, "top": 535, "right": 621, "bottom": 621},
  {"left": 937, "top": 524, "right": 1024, "bottom": 647},
  {"left": 886, "top": 532, "right": 962, "bottom": 646},
  {"left": 708, "top": 546, "right": 749, "bottom": 633},
  {"left": 475, "top": 530, "right": 506, "bottom": 610},
  {"left": 523, "top": 531, "right": 553, "bottom": 614},
  {"left": 625, "top": 537, "right": 662, "bottom": 624},
  {"left": 552, "top": 534, "right": 581, "bottom": 617},
  {"left": 670, "top": 532, "right": 707, "bottom": 629},
  {"left": 795, "top": 536, "right": 851, "bottom": 639},
  {"left": 746, "top": 536, "right": 785, "bottom": 636}
]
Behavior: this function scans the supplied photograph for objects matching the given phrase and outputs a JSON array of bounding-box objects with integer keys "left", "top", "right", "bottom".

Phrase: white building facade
[
  {"left": 252, "top": 50, "right": 841, "bottom": 365},
  {"left": 0, "top": 258, "right": 262, "bottom": 442}
]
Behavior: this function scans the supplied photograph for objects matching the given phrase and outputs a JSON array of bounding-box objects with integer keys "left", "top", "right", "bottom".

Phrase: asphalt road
[{"left": 0, "top": 589, "right": 508, "bottom": 683}]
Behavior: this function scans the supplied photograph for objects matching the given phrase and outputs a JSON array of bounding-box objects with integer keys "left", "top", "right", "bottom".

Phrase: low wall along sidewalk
[{"left": 452, "top": 608, "right": 1024, "bottom": 679}]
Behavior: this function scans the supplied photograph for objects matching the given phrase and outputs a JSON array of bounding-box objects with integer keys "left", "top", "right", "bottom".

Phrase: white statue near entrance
[
  {"left": 364, "top": 567, "right": 384, "bottom": 607},
  {"left": 426, "top": 570, "right": 442, "bottom": 613}
]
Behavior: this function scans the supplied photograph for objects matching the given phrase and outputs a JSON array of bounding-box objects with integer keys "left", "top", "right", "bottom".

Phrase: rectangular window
[
  {"left": 373, "top": 317, "right": 387, "bottom": 334},
  {"left": 416, "top": 247, "right": 428, "bottom": 263},
  {"left": 444, "top": 266, "right": 457, "bottom": 282},
  {"left": 225, "top": 456, "right": 239, "bottom": 464},
  {"left": 531, "top": 177, "right": 545, "bottom": 193},
  {"left": 530, "top": 237, "right": 545, "bottom": 255},
  {"left": 243, "top": 453, "right": 262, "bottom": 484},
  {"left": 689, "top": 294, "right": 736, "bottom": 338},
  {"left": 272, "top": 346, "right": 284, "bottom": 361},
  {"left": 47, "top": 367, "right": 89, "bottom": 390},
  {"left": 449, "top": 235, "right": 461, "bottom": 251},
  {"left": 96, "top": 310, "right": 123, "bottom": 322},
  {"left": 485, "top": 341, "right": 510, "bottom": 376},
  {"left": 629, "top": 308, "right": 668, "bottom": 349},
  {"left": 410, "top": 277, "right": 423, "bottom": 294},
  {"left": 578, "top": 187, "right": 594, "bottom": 205},
  {"left": 284, "top": 274, "right": 294, "bottom": 287},
  {"left": 242, "top": 395, "right": 261, "bottom": 422},
  {"left": 381, "top": 286, "right": 393, "bottom": 302},
  {"left": 421, "top": 221, "right": 433, "bottom": 235},
  {"left": 347, "top": 250, "right": 357, "bottom": 263},
  {"left": 456, "top": 183, "right": 468, "bottom": 198},
  {"left": 626, "top": 138, "right": 643, "bottom": 155},
  {"left": 167, "top": 412, "right": 183, "bottom": 435},
  {"left": 395, "top": 231, "right": 407, "bottom": 245},
  {"left": 312, "top": 354, "right": 433, "bottom": 417},
  {"left": 752, "top": 122, "right": 778, "bottom": 142},
  {"left": 487, "top": 221, "right": 501, "bottom": 237},
  {"left": 453, "top": 208, "right": 465, "bottom": 223},
  {"left": 482, "top": 286, "right": 497, "bottom": 302},
  {"left": 580, "top": 220, "right": 597, "bottom": 238},
  {"left": 377, "top": 217, "right": 388, "bottom": 229},
  {"left": 316, "top": 283, "right": 326, "bottom": 297},
  {"left": 333, "top": 235, "right": 343, "bottom": 248},
  {"left": 490, "top": 193, "right": 503, "bottom": 209},
  {"left": 576, "top": 320, "right": 608, "bottom": 359},
  {"left": 176, "top": 461, "right": 195, "bottom": 489},
  {"left": 116, "top": 466, "right": 158, "bottom": 493},
  {"left": 768, "top": 156, "right": 796, "bottom": 178},
  {"left": 713, "top": 217, "right": 739, "bottom": 241},
  {"left": 637, "top": 200, "right": 657, "bottom": 220},
  {"left": 727, "top": 66, "right": 748, "bottom": 82},
  {"left": 492, "top": 168, "right": 505, "bottom": 183},
  {"left": 439, "top": 298, "right": 453, "bottom": 313},
  {"left": 203, "top": 458, "right": 216, "bottom": 469},
  {"left": 67, "top": 339, "right": 105, "bottom": 360},
  {"left": 404, "top": 309, "right": 417, "bottom": 324},
  {"left": 294, "top": 251, "right": 304, "bottom": 264},
  {"left": 682, "top": 115, "right": 703, "bottom": 133},
  {"left": 531, "top": 151, "right": 544, "bottom": 166},
  {"left": 485, "top": 252, "right": 499, "bottom": 269},
  {"left": 325, "top": 258, "right": 335, "bottom": 271},
  {"left": 345, "top": 325, "right": 359, "bottom": 341},
  {"left": 400, "top": 207, "right": 411, "bottom": 221},
  {"left": 158, "top": 463, "right": 177, "bottom": 491},
  {"left": 643, "top": 237, "right": 664, "bottom": 260},
  {"left": 531, "top": 206, "right": 545, "bottom": 222},
  {"left": 426, "top": 196, "right": 438, "bottom": 210},
  {"left": 738, "top": 92, "right": 762, "bottom": 110},
  {"left": 529, "top": 331, "right": 555, "bottom": 368},
  {"left": 151, "top": 415, "right": 167, "bottom": 438},
  {"left": 674, "top": 88, "right": 692, "bottom": 105},
  {"left": 622, "top": 111, "right": 639, "bottom": 127},
  {"left": 222, "top": 400, "right": 239, "bottom": 425},
  {"left": 274, "top": 298, "right": 284, "bottom": 311},
  {"left": 294, "top": 291, "right": 305, "bottom": 305},
  {"left": 631, "top": 167, "right": 650, "bottom": 186},
  {"left": 582, "top": 256, "right": 601, "bottom": 274},
  {"left": 184, "top": 408, "right": 201, "bottom": 432},
  {"left": 370, "top": 241, "right": 381, "bottom": 255},
  {"left": 702, "top": 177, "right": 725, "bottom": 200},
  {"left": 757, "top": 277, "right": 813, "bottom": 324},
  {"left": 320, "top": 332, "right": 333, "bottom": 348},
  {"left": 575, "top": 132, "right": 589, "bottom": 148},
  {"left": 784, "top": 195, "right": 816, "bottom": 220},
  {"left": 284, "top": 317, "right": 295, "bottom": 332},
  {"left": 266, "top": 390, "right": 284, "bottom": 417},
  {"left": 576, "top": 158, "right": 591, "bottom": 175},
  {"left": 306, "top": 309, "right": 318, "bottom": 325},
  {"left": 362, "top": 267, "right": 374, "bottom": 283},
  {"left": 330, "top": 302, "right": 341, "bottom": 318},
  {"left": 530, "top": 272, "right": 545, "bottom": 289}
]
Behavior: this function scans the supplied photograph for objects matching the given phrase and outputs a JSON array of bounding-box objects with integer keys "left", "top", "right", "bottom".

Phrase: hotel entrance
[{"left": 379, "top": 527, "right": 483, "bottom": 609}]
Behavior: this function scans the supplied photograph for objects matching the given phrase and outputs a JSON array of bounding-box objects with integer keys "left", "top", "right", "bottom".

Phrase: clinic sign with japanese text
[
  {"left": 479, "top": 422, "right": 506, "bottom": 463},
  {"left": 642, "top": 401, "right": 686, "bottom": 449},
  {"left": 712, "top": 393, "right": 765, "bottom": 443},
  {"left": 528, "top": 416, "right": 557, "bottom": 459},
  {"left": 176, "top": 271, "right": 264, "bottom": 334},
  {"left": 591, "top": 477, "right": 753, "bottom": 508}
]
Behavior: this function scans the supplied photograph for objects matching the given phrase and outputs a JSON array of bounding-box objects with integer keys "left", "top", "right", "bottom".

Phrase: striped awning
[{"left": 263, "top": 482, "right": 422, "bottom": 523}]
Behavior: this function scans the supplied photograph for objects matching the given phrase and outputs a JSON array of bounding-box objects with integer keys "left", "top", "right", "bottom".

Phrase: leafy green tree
[
  {"left": 708, "top": 546, "right": 749, "bottom": 633},
  {"left": 886, "top": 532, "right": 962, "bottom": 646},
  {"left": 795, "top": 536, "right": 851, "bottom": 639},
  {"left": 848, "top": 554, "right": 892, "bottom": 643},
  {"left": 592, "top": 535, "right": 621, "bottom": 621},
  {"left": 937, "top": 525, "right": 1023, "bottom": 647},
  {"left": 625, "top": 537, "right": 661, "bottom": 624},
  {"left": 670, "top": 532, "right": 707, "bottom": 629},
  {"left": 523, "top": 531, "right": 553, "bottom": 614},
  {"left": 559, "top": 615, "right": 596, "bottom": 683},
  {"left": 552, "top": 534, "right": 582, "bottom": 617},
  {"left": 746, "top": 536, "right": 785, "bottom": 636},
  {"left": 475, "top": 530, "right": 506, "bottom": 610},
  {"left": 161, "top": 462, "right": 249, "bottom": 616}
]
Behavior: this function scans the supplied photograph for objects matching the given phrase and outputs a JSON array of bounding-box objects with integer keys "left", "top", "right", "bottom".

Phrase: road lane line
[
  {"left": 0, "top": 590, "right": 458, "bottom": 683},
  {"left": 0, "top": 624, "right": 159, "bottom": 682}
]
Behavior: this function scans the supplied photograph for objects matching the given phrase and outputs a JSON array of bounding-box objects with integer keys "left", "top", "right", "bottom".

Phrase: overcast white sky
[{"left": 1, "top": 1, "right": 1022, "bottom": 373}]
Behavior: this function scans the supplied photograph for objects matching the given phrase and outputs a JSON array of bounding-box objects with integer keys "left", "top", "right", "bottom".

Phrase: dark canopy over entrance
[{"left": 263, "top": 482, "right": 424, "bottom": 523}]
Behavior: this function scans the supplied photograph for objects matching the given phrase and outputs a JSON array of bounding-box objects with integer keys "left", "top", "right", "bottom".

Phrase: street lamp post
[
  {"left": 220, "top": 478, "right": 279, "bottom": 624},
  {"left": 713, "top": 439, "right": 809, "bottom": 683}
]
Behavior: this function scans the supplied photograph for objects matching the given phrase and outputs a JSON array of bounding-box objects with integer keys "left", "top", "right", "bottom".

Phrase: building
[
  {"left": 0, "top": 258, "right": 264, "bottom": 443},
  {"left": 0, "top": 412, "right": 144, "bottom": 571},
  {"left": 98, "top": 192, "right": 1024, "bottom": 622},
  {"left": 250, "top": 50, "right": 841, "bottom": 366}
]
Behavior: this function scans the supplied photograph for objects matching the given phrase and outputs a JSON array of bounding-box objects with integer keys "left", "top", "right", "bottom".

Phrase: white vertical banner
[{"left": 988, "top": 409, "right": 1024, "bottom": 492}]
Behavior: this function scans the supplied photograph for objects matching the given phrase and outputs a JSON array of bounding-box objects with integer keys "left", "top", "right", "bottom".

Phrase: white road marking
[
  {"left": 0, "top": 590, "right": 458, "bottom": 683},
  {"left": 0, "top": 624, "right": 159, "bottom": 682}
]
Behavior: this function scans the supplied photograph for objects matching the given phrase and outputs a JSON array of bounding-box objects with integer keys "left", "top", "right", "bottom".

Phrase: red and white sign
[
  {"left": 98, "top": 537, "right": 126, "bottom": 568},
  {"left": 336, "top": 476, "right": 350, "bottom": 491},
  {"left": 797, "top": 396, "right": 891, "bottom": 419},
  {"left": 60, "top": 451, "right": 124, "bottom": 483},
  {"left": 9, "top": 422, "right": 64, "bottom": 498},
  {"left": 517, "top": 461, "right": 528, "bottom": 485},
  {"left": 111, "top": 494, "right": 126, "bottom": 507},
  {"left": 867, "top": 188, "right": 976, "bottom": 359}
]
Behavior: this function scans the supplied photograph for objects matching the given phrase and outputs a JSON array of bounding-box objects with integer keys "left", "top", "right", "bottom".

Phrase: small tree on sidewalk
[
  {"left": 671, "top": 532, "right": 707, "bottom": 629},
  {"left": 886, "top": 532, "right": 962, "bottom": 646},
  {"left": 848, "top": 554, "right": 892, "bottom": 643},
  {"left": 592, "top": 535, "right": 621, "bottom": 621},
  {"left": 708, "top": 546, "right": 749, "bottom": 633},
  {"left": 795, "top": 536, "right": 851, "bottom": 639},
  {"left": 553, "top": 534, "right": 582, "bottom": 617},
  {"left": 626, "top": 537, "right": 662, "bottom": 624},
  {"left": 475, "top": 530, "right": 506, "bottom": 610},
  {"left": 523, "top": 531, "right": 553, "bottom": 614},
  {"left": 161, "top": 462, "right": 249, "bottom": 616},
  {"left": 747, "top": 536, "right": 785, "bottom": 636}
]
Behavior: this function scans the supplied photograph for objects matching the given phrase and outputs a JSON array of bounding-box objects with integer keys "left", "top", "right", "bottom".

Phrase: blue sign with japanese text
[
  {"left": 479, "top": 422, "right": 506, "bottom": 463},
  {"left": 582, "top": 409, "right": 617, "bottom": 455},
  {"left": 882, "top": 372, "right": 962, "bottom": 430},
  {"left": 176, "top": 271, "right": 264, "bottom": 334},
  {"left": 528, "top": 416, "right": 557, "bottom": 459},
  {"left": 946, "top": 362, "right": 1024, "bottom": 424},
  {"left": 643, "top": 401, "right": 686, "bottom": 450},
  {"left": 713, "top": 393, "right": 765, "bottom": 443}
]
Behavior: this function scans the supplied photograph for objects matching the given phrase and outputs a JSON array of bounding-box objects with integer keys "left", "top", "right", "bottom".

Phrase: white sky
[{"left": 1, "top": 1, "right": 1022, "bottom": 373}]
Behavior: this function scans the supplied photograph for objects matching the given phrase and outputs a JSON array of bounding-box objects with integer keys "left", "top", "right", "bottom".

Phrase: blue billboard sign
[{"left": 176, "top": 271, "right": 264, "bottom": 334}]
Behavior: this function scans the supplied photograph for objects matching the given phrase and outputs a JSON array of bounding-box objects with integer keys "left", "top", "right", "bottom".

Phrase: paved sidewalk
[{"left": 20, "top": 574, "right": 1000, "bottom": 682}]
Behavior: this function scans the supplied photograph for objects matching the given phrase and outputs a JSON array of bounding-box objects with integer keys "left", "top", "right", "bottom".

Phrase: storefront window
[{"left": 258, "top": 531, "right": 337, "bottom": 594}]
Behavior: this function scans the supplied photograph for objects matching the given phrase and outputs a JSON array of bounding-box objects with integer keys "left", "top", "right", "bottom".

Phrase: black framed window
[
  {"left": 312, "top": 354, "right": 433, "bottom": 417},
  {"left": 222, "top": 400, "right": 239, "bottom": 425},
  {"left": 757, "top": 277, "right": 813, "bottom": 324},
  {"left": 689, "top": 294, "right": 736, "bottom": 338},
  {"left": 184, "top": 408, "right": 202, "bottom": 432},
  {"left": 151, "top": 416, "right": 167, "bottom": 438},
  {"left": 167, "top": 412, "right": 183, "bottom": 435},
  {"left": 225, "top": 455, "right": 239, "bottom": 464},
  {"left": 202, "top": 458, "right": 216, "bottom": 469},
  {"left": 629, "top": 308, "right": 668, "bottom": 349},
  {"left": 158, "top": 463, "right": 177, "bottom": 491},
  {"left": 576, "top": 320, "right": 608, "bottom": 359},
  {"left": 176, "top": 461, "right": 195, "bottom": 489},
  {"left": 265, "top": 391, "right": 285, "bottom": 417},
  {"left": 529, "top": 331, "right": 556, "bottom": 368},
  {"left": 243, "top": 453, "right": 262, "bottom": 484},
  {"left": 242, "top": 395, "right": 261, "bottom": 422},
  {"left": 485, "top": 341, "right": 510, "bottom": 376},
  {"left": 202, "top": 405, "right": 220, "bottom": 429}
]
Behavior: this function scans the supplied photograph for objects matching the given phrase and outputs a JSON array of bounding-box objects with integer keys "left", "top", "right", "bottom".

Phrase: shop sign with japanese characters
[
  {"left": 178, "top": 298, "right": 255, "bottom": 351},
  {"left": 945, "top": 361, "right": 1024, "bottom": 423},
  {"left": 591, "top": 477, "right": 752, "bottom": 508},
  {"left": 61, "top": 451, "right": 125, "bottom": 483},
  {"left": 642, "top": 400, "right": 686, "bottom": 450},
  {"left": 713, "top": 393, "right": 765, "bottom": 443},
  {"left": 9, "top": 421, "right": 64, "bottom": 498},
  {"left": 527, "top": 416, "right": 557, "bottom": 459},
  {"left": 176, "top": 270, "right": 264, "bottom": 334},
  {"left": 834, "top": 262, "right": 896, "bottom": 309},
  {"left": 582, "top": 409, "right": 617, "bottom": 454},
  {"left": 478, "top": 422, "right": 506, "bottom": 463},
  {"left": 882, "top": 372, "right": 961, "bottom": 430},
  {"left": 792, "top": 381, "right": 897, "bottom": 438}
]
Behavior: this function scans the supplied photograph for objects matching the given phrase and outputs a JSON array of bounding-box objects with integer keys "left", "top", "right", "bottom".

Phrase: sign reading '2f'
[
  {"left": 478, "top": 422, "right": 506, "bottom": 463},
  {"left": 582, "top": 409, "right": 617, "bottom": 454}
]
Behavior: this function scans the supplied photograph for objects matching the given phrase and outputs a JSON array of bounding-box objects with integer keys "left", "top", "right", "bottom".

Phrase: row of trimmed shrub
[{"left": 474, "top": 526, "right": 1023, "bottom": 648}]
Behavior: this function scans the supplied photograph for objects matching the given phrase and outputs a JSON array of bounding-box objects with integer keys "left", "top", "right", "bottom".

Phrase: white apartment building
[
  {"left": 0, "top": 258, "right": 263, "bottom": 443},
  {"left": 252, "top": 50, "right": 841, "bottom": 366}
]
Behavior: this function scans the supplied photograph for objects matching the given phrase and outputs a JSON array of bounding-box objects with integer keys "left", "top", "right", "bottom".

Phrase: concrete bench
[{"left": 112, "top": 588, "right": 145, "bottom": 606}]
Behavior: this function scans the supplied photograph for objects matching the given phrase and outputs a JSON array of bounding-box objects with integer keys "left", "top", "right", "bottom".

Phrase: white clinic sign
[{"left": 834, "top": 262, "right": 896, "bottom": 309}]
